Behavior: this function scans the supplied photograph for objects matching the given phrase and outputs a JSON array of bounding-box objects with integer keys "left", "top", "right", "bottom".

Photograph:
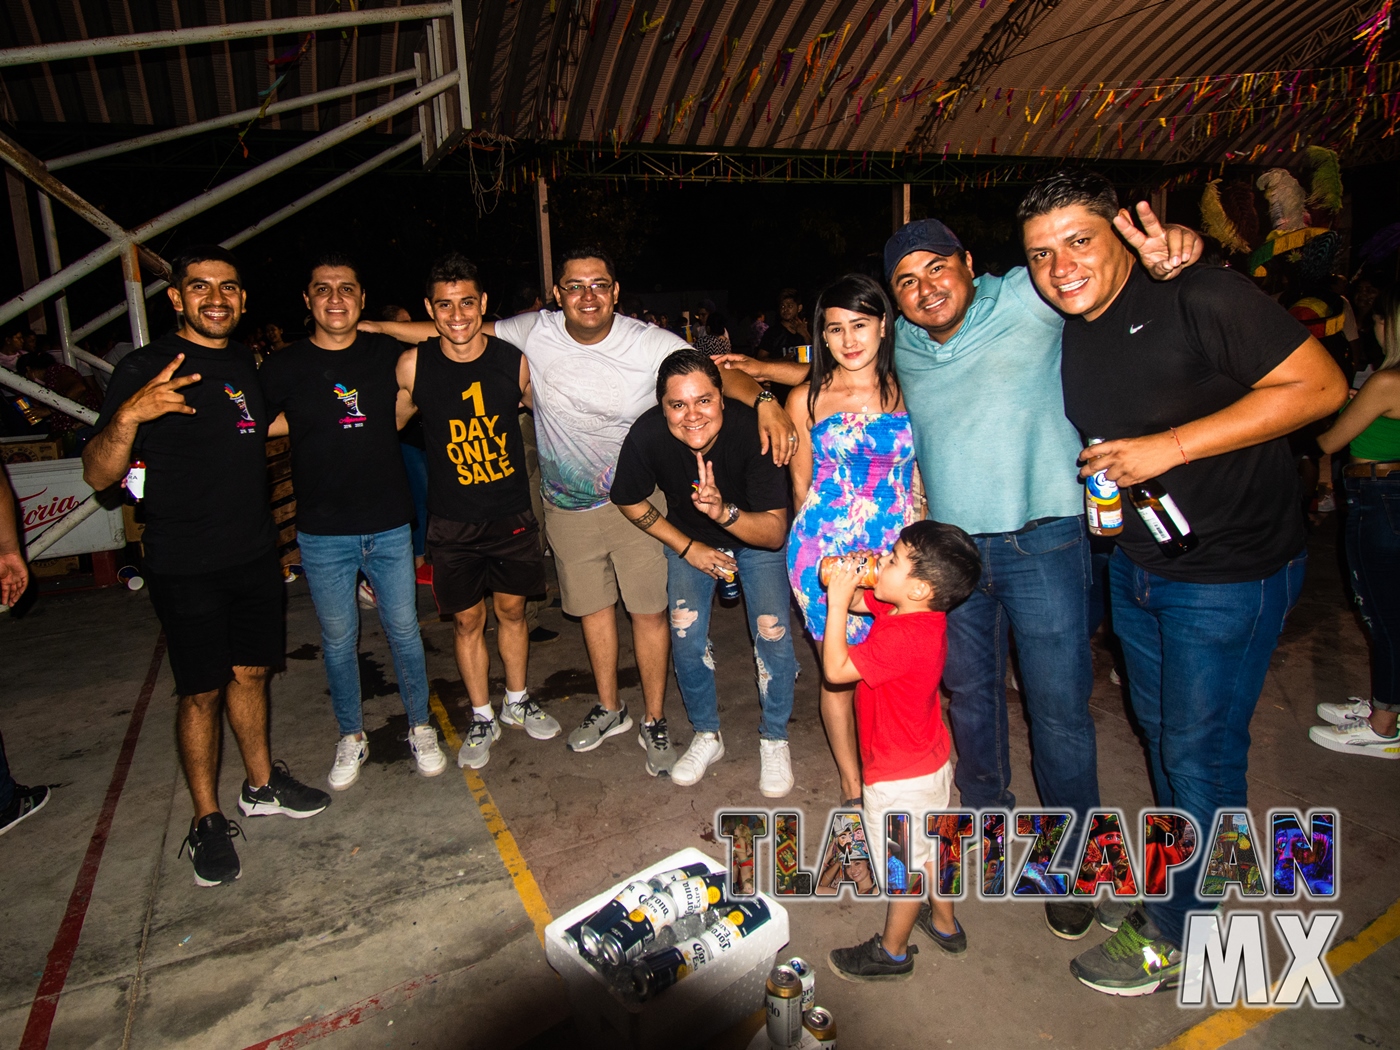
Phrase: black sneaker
[
  {"left": 1046, "top": 900, "right": 1096, "bottom": 939},
  {"left": 528, "top": 626, "right": 560, "bottom": 645},
  {"left": 1069, "top": 905, "right": 1182, "bottom": 996},
  {"left": 0, "top": 784, "right": 50, "bottom": 837},
  {"left": 238, "top": 760, "right": 330, "bottom": 819},
  {"left": 915, "top": 904, "right": 968, "bottom": 955},
  {"left": 828, "top": 933, "right": 918, "bottom": 982},
  {"left": 179, "top": 812, "right": 243, "bottom": 887}
]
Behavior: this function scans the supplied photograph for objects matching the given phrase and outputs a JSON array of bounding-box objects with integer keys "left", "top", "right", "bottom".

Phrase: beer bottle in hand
[{"left": 1128, "top": 479, "right": 1197, "bottom": 558}]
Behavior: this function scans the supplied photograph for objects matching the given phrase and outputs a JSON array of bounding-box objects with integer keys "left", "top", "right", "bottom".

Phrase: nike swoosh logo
[{"left": 1130, "top": 323, "right": 1146, "bottom": 334}]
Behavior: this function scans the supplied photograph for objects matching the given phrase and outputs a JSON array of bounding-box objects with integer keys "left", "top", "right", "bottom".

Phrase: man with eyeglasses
[{"left": 365, "top": 246, "right": 797, "bottom": 776}]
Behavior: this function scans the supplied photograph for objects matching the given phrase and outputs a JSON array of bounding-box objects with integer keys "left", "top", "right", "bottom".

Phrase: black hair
[
  {"left": 508, "top": 284, "right": 541, "bottom": 315},
  {"left": 169, "top": 245, "right": 243, "bottom": 289},
  {"left": 776, "top": 287, "right": 800, "bottom": 306},
  {"left": 655, "top": 348, "right": 723, "bottom": 404},
  {"left": 808, "top": 274, "right": 899, "bottom": 421},
  {"left": 554, "top": 246, "right": 616, "bottom": 287},
  {"left": 1016, "top": 170, "right": 1120, "bottom": 225},
  {"left": 16, "top": 351, "right": 51, "bottom": 375},
  {"left": 307, "top": 251, "right": 361, "bottom": 288},
  {"left": 704, "top": 311, "right": 730, "bottom": 338},
  {"left": 425, "top": 252, "right": 481, "bottom": 299},
  {"left": 378, "top": 304, "right": 410, "bottom": 322},
  {"left": 899, "top": 520, "right": 980, "bottom": 611}
]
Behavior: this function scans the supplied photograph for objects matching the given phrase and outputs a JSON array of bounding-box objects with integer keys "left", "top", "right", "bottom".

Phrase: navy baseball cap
[{"left": 883, "top": 219, "right": 966, "bottom": 280}]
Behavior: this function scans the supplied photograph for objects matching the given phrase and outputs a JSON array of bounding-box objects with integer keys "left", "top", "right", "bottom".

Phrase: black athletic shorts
[
  {"left": 426, "top": 510, "right": 547, "bottom": 615},
  {"left": 145, "top": 548, "right": 285, "bottom": 696}
]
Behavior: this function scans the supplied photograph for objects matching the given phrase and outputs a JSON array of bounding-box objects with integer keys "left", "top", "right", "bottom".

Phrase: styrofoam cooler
[
  {"left": 544, "top": 847, "right": 790, "bottom": 1050},
  {"left": 8, "top": 458, "right": 124, "bottom": 558}
]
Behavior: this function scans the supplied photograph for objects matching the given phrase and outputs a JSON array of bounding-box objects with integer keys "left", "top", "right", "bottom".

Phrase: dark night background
[{"left": 4, "top": 123, "right": 1399, "bottom": 345}]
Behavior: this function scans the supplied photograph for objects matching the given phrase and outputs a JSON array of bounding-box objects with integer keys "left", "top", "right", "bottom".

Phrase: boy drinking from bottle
[{"left": 823, "top": 520, "right": 981, "bottom": 981}]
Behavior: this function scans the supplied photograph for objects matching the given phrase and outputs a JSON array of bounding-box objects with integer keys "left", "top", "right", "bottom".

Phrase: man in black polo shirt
[
  {"left": 260, "top": 254, "right": 447, "bottom": 791},
  {"left": 1018, "top": 172, "right": 1347, "bottom": 996},
  {"left": 394, "top": 252, "right": 558, "bottom": 771},
  {"left": 84, "top": 246, "right": 330, "bottom": 887}
]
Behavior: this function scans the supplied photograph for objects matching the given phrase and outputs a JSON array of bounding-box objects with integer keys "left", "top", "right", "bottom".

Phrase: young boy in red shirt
[{"left": 823, "top": 520, "right": 981, "bottom": 981}]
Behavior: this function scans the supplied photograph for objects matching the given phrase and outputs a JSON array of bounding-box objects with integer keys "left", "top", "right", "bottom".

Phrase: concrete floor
[{"left": 1, "top": 525, "right": 1397, "bottom": 1050}]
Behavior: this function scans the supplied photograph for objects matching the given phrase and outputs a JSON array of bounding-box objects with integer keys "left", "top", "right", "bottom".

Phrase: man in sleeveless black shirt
[{"left": 394, "top": 253, "right": 559, "bottom": 770}]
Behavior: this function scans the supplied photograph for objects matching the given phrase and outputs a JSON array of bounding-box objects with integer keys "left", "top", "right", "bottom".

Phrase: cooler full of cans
[{"left": 544, "top": 847, "right": 790, "bottom": 1050}]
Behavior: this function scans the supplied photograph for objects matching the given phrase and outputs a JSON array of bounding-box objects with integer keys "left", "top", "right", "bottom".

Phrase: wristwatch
[
  {"left": 755, "top": 390, "right": 776, "bottom": 404},
  {"left": 722, "top": 502, "right": 741, "bottom": 527}
]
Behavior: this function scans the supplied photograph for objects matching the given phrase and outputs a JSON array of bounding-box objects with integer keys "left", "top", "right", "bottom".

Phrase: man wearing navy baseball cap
[{"left": 886, "top": 206, "right": 1201, "bottom": 944}]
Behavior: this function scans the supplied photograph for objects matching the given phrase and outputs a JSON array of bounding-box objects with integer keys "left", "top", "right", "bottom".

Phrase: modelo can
[
  {"left": 715, "top": 547, "right": 740, "bottom": 600},
  {"left": 818, "top": 551, "right": 879, "bottom": 589},
  {"left": 787, "top": 956, "right": 815, "bottom": 1010},
  {"left": 803, "top": 1006, "right": 837, "bottom": 1046},
  {"left": 765, "top": 964, "right": 805, "bottom": 1047}
]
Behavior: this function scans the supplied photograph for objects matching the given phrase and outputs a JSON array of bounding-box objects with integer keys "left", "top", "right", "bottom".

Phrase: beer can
[
  {"left": 630, "top": 945, "right": 688, "bottom": 1001},
  {"left": 646, "top": 862, "right": 712, "bottom": 891},
  {"left": 667, "top": 874, "right": 724, "bottom": 917},
  {"left": 597, "top": 912, "right": 655, "bottom": 966},
  {"left": 818, "top": 551, "right": 879, "bottom": 589},
  {"left": 803, "top": 1006, "right": 837, "bottom": 1046},
  {"left": 765, "top": 964, "right": 805, "bottom": 1048},
  {"left": 715, "top": 547, "right": 740, "bottom": 600},
  {"left": 580, "top": 880, "right": 652, "bottom": 957},
  {"left": 795, "top": 344, "right": 812, "bottom": 364},
  {"left": 787, "top": 956, "right": 815, "bottom": 1010},
  {"left": 632, "top": 889, "right": 680, "bottom": 932},
  {"left": 117, "top": 566, "right": 145, "bottom": 591}
]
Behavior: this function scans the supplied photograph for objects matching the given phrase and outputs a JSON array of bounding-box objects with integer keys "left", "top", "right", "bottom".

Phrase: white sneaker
[
  {"left": 457, "top": 715, "right": 502, "bottom": 770},
  {"left": 671, "top": 731, "right": 725, "bottom": 786},
  {"left": 409, "top": 723, "right": 448, "bottom": 777},
  {"left": 500, "top": 695, "right": 562, "bottom": 740},
  {"left": 1316, "top": 696, "right": 1372, "bottom": 726},
  {"left": 328, "top": 733, "right": 368, "bottom": 790},
  {"left": 758, "top": 739, "right": 794, "bottom": 798},
  {"left": 356, "top": 579, "right": 376, "bottom": 608},
  {"left": 1308, "top": 720, "right": 1400, "bottom": 759}
]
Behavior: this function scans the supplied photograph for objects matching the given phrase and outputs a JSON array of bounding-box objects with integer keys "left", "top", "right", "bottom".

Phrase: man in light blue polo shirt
[{"left": 885, "top": 215, "right": 1199, "bottom": 942}]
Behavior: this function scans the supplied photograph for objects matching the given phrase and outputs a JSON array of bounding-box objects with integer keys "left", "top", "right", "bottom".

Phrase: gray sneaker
[
  {"left": 457, "top": 715, "right": 502, "bottom": 770},
  {"left": 567, "top": 704, "right": 633, "bottom": 753},
  {"left": 500, "top": 695, "right": 562, "bottom": 740},
  {"left": 638, "top": 718, "right": 677, "bottom": 777}
]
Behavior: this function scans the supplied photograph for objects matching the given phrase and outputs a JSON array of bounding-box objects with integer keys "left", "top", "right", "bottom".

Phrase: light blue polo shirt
[{"left": 893, "top": 266, "right": 1084, "bottom": 535}]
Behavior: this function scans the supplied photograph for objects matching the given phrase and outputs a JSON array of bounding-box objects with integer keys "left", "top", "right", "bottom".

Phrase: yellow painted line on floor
[
  {"left": 429, "top": 690, "right": 555, "bottom": 945},
  {"left": 1157, "top": 896, "right": 1400, "bottom": 1050}
]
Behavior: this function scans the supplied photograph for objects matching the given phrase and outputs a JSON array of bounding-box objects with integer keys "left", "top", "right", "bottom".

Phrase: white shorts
[{"left": 862, "top": 761, "right": 953, "bottom": 884}]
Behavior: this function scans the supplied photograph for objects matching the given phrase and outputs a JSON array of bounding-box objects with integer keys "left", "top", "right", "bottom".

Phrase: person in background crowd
[
  {"left": 0, "top": 464, "right": 48, "bottom": 836},
  {"left": 393, "top": 253, "right": 560, "bottom": 770},
  {"left": 363, "top": 246, "right": 797, "bottom": 774},
  {"left": 693, "top": 311, "right": 733, "bottom": 357},
  {"left": 506, "top": 284, "right": 559, "bottom": 646},
  {"left": 0, "top": 329, "right": 24, "bottom": 371},
  {"left": 1311, "top": 290, "right": 1400, "bottom": 759},
  {"left": 15, "top": 349, "right": 102, "bottom": 446},
  {"left": 1021, "top": 169, "right": 1346, "bottom": 995},
  {"left": 758, "top": 288, "right": 810, "bottom": 360},
  {"left": 264, "top": 322, "right": 291, "bottom": 354},
  {"left": 260, "top": 256, "right": 447, "bottom": 790},
  {"left": 380, "top": 303, "right": 433, "bottom": 585},
  {"left": 83, "top": 245, "right": 330, "bottom": 888},
  {"left": 611, "top": 350, "right": 797, "bottom": 792}
]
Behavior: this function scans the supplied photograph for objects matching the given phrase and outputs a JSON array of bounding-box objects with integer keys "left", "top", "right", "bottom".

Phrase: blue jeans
[
  {"left": 1344, "top": 476, "right": 1400, "bottom": 710},
  {"left": 400, "top": 444, "right": 429, "bottom": 559},
  {"left": 943, "top": 515, "right": 1099, "bottom": 853},
  {"left": 297, "top": 525, "right": 431, "bottom": 735},
  {"left": 665, "top": 544, "right": 797, "bottom": 740},
  {"left": 1110, "top": 547, "right": 1306, "bottom": 947}
]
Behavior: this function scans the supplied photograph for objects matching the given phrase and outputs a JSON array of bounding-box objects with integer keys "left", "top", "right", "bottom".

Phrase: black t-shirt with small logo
[
  {"left": 412, "top": 335, "right": 532, "bottom": 523},
  {"left": 258, "top": 333, "right": 413, "bottom": 536},
  {"left": 1060, "top": 265, "right": 1311, "bottom": 583},
  {"left": 94, "top": 332, "right": 276, "bottom": 574}
]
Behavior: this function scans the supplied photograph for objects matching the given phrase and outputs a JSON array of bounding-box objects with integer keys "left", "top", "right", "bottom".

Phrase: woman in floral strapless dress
[{"left": 785, "top": 274, "right": 921, "bottom": 804}]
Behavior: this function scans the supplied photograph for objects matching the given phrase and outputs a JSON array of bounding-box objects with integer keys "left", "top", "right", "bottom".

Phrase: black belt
[{"left": 976, "top": 515, "right": 1064, "bottom": 538}]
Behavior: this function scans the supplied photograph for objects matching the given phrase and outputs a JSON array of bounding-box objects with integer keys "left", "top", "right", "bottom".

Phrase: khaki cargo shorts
[{"left": 543, "top": 495, "right": 668, "bottom": 617}]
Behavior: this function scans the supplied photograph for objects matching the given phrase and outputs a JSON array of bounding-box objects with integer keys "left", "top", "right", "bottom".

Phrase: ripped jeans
[{"left": 664, "top": 543, "right": 797, "bottom": 740}]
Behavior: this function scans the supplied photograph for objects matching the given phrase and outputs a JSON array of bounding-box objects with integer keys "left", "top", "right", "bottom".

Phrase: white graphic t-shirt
[{"left": 494, "top": 310, "right": 689, "bottom": 510}]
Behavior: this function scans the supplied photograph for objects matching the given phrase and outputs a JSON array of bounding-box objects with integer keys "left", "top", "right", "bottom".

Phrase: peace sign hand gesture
[
  {"left": 692, "top": 451, "right": 725, "bottom": 521},
  {"left": 1113, "top": 200, "right": 1203, "bottom": 281},
  {"left": 117, "top": 353, "right": 202, "bottom": 426}
]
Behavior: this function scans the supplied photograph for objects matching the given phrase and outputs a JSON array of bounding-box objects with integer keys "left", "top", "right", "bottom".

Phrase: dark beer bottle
[{"left": 1128, "top": 479, "right": 1197, "bottom": 558}]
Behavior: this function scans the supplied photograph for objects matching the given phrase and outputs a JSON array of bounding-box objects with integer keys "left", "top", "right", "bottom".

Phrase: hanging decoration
[
  {"left": 1199, "top": 180, "right": 1251, "bottom": 254},
  {"left": 1305, "top": 146, "right": 1343, "bottom": 213}
]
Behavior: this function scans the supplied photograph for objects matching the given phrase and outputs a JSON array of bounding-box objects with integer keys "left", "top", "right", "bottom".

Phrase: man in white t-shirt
[{"left": 365, "top": 247, "right": 797, "bottom": 776}]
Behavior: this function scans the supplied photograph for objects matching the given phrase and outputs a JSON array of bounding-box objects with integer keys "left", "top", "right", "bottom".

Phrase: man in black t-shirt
[
  {"left": 260, "top": 255, "right": 447, "bottom": 792},
  {"left": 84, "top": 246, "right": 330, "bottom": 889},
  {"left": 611, "top": 350, "right": 797, "bottom": 795},
  {"left": 394, "top": 252, "right": 557, "bottom": 771},
  {"left": 1018, "top": 172, "right": 1347, "bottom": 997}
]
